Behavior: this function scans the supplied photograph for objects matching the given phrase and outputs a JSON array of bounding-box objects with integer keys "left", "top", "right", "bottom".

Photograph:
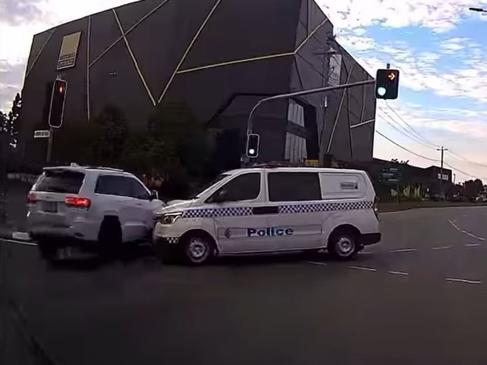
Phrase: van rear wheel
[{"left": 328, "top": 232, "right": 358, "bottom": 260}]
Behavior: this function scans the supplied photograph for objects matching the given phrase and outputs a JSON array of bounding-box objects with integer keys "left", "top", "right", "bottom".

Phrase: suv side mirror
[{"left": 150, "top": 190, "right": 159, "bottom": 201}]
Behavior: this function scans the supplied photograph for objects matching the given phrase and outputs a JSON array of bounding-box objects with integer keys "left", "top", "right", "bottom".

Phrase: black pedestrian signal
[
  {"left": 48, "top": 79, "right": 67, "bottom": 128},
  {"left": 375, "top": 69, "right": 400, "bottom": 100},
  {"left": 246, "top": 134, "right": 260, "bottom": 158}
]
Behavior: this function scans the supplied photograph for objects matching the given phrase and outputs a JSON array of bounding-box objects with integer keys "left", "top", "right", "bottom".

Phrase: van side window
[
  {"left": 209, "top": 173, "right": 260, "bottom": 202},
  {"left": 268, "top": 172, "right": 321, "bottom": 202}
]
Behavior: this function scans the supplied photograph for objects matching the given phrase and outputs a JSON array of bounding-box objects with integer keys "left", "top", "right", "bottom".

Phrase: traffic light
[
  {"left": 375, "top": 69, "right": 400, "bottom": 100},
  {"left": 48, "top": 79, "right": 68, "bottom": 128},
  {"left": 246, "top": 134, "right": 260, "bottom": 158}
]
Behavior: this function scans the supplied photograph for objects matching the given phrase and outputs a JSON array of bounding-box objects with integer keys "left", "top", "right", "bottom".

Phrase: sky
[{"left": 2, "top": 0, "right": 487, "bottom": 182}]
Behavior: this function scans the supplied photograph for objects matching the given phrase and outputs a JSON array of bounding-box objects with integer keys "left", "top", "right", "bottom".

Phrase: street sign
[
  {"left": 381, "top": 166, "right": 402, "bottom": 185},
  {"left": 34, "top": 130, "right": 51, "bottom": 139}
]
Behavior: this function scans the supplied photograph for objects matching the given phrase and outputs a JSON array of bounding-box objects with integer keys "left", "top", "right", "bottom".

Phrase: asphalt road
[{"left": 3, "top": 206, "right": 487, "bottom": 364}]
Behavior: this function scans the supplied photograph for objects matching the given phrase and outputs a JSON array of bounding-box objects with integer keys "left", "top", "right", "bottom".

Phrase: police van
[{"left": 153, "top": 167, "right": 381, "bottom": 265}]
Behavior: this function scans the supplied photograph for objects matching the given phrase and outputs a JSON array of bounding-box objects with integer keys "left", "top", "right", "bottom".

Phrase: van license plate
[{"left": 42, "top": 202, "right": 58, "bottom": 213}]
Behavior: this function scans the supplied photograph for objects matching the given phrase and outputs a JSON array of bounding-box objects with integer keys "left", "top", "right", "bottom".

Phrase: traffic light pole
[{"left": 246, "top": 79, "right": 376, "bottom": 137}]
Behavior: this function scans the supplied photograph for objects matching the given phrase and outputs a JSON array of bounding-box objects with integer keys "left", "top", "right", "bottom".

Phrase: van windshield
[{"left": 192, "top": 174, "right": 230, "bottom": 199}]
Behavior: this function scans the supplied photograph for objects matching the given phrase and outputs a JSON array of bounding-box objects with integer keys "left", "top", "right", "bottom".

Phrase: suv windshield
[{"left": 34, "top": 170, "right": 85, "bottom": 194}]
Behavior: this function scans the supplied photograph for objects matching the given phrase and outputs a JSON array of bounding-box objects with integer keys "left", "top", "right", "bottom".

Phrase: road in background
[{"left": 3, "top": 207, "right": 487, "bottom": 364}]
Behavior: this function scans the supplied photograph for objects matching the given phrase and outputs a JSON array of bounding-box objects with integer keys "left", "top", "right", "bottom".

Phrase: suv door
[
  {"left": 265, "top": 172, "right": 324, "bottom": 251},
  {"left": 205, "top": 172, "right": 272, "bottom": 254},
  {"left": 95, "top": 175, "right": 149, "bottom": 242}
]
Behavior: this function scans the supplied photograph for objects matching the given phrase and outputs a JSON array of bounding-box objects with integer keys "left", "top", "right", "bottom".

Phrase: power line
[
  {"left": 383, "top": 101, "right": 440, "bottom": 148},
  {"left": 376, "top": 129, "right": 485, "bottom": 180},
  {"left": 447, "top": 150, "right": 487, "bottom": 169},
  {"left": 377, "top": 109, "right": 437, "bottom": 150},
  {"left": 375, "top": 130, "right": 439, "bottom": 162}
]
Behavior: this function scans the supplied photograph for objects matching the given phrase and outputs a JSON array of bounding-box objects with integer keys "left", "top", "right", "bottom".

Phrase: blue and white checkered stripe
[
  {"left": 182, "top": 207, "right": 253, "bottom": 219},
  {"left": 279, "top": 201, "right": 374, "bottom": 215},
  {"left": 181, "top": 201, "right": 373, "bottom": 218}
]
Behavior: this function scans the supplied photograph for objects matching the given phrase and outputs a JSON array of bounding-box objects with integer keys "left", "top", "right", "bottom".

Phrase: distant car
[
  {"left": 27, "top": 165, "right": 164, "bottom": 260},
  {"left": 153, "top": 167, "right": 381, "bottom": 265}
]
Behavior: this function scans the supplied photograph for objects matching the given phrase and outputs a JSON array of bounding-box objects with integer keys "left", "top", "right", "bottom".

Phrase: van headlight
[{"left": 160, "top": 212, "right": 182, "bottom": 225}]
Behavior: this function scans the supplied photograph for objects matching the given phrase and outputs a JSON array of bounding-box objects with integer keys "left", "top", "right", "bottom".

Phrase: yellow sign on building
[{"left": 57, "top": 32, "right": 81, "bottom": 70}]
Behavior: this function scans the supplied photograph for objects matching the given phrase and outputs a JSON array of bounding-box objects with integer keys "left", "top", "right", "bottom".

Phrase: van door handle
[{"left": 252, "top": 206, "right": 279, "bottom": 215}]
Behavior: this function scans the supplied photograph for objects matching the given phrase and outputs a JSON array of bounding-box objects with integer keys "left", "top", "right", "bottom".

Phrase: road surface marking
[
  {"left": 445, "top": 278, "right": 482, "bottom": 285},
  {"left": 307, "top": 261, "right": 328, "bottom": 267},
  {"left": 347, "top": 265, "right": 377, "bottom": 272},
  {"left": 432, "top": 245, "right": 452, "bottom": 250},
  {"left": 465, "top": 243, "right": 482, "bottom": 247},
  {"left": 388, "top": 271, "right": 409, "bottom": 276},
  {"left": 0, "top": 238, "right": 37, "bottom": 246},
  {"left": 390, "top": 248, "right": 417, "bottom": 253},
  {"left": 360, "top": 251, "right": 374, "bottom": 255},
  {"left": 448, "top": 220, "right": 487, "bottom": 241}
]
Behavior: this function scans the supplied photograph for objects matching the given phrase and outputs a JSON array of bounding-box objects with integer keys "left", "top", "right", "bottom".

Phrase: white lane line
[
  {"left": 465, "top": 243, "right": 482, "bottom": 248},
  {"left": 0, "top": 238, "right": 37, "bottom": 246},
  {"left": 432, "top": 245, "right": 452, "bottom": 250},
  {"left": 390, "top": 248, "right": 417, "bottom": 253},
  {"left": 306, "top": 261, "right": 328, "bottom": 267},
  {"left": 360, "top": 251, "right": 374, "bottom": 255},
  {"left": 388, "top": 271, "right": 409, "bottom": 276},
  {"left": 445, "top": 278, "right": 482, "bottom": 285},
  {"left": 449, "top": 220, "right": 461, "bottom": 230},
  {"left": 347, "top": 265, "right": 377, "bottom": 272},
  {"left": 462, "top": 231, "right": 486, "bottom": 241},
  {"left": 448, "top": 220, "right": 487, "bottom": 241}
]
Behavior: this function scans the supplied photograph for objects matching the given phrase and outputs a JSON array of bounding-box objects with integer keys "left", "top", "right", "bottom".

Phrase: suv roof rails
[{"left": 86, "top": 166, "right": 125, "bottom": 172}]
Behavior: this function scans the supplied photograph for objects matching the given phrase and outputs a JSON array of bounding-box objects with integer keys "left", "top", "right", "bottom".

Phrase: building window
[
  {"left": 285, "top": 100, "right": 308, "bottom": 164},
  {"left": 288, "top": 100, "right": 305, "bottom": 127}
]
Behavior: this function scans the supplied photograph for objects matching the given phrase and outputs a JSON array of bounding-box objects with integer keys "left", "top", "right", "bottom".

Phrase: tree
[
  {"left": 0, "top": 93, "right": 22, "bottom": 148},
  {"left": 122, "top": 103, "right": 214, "bottom": 198},
  {"left": 464, "top": 179, "right": 483, "bottom": 200},
  {"left": 91, "top": 105, "right": 128, "bottom": 166}
]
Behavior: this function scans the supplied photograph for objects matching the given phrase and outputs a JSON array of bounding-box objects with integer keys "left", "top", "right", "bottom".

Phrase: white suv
[{"left": 27, "top": 165, "right": 164, "bottom": 259}]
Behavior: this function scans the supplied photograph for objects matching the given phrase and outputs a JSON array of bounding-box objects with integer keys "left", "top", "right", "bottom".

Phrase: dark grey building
[{"left": 20, "top": 0, "right": 376, "bottom": 168}]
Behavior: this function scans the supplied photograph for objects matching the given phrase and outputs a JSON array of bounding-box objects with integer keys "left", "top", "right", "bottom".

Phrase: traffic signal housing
[
  {"left": 48, "top": 79, "right": 68, "bottom": 128},
  {"left": 375, "top": 69, "right": 400, "bottom": 100},
  {"left": 246, "top": 134, "right": 260, "bottom": 158}
]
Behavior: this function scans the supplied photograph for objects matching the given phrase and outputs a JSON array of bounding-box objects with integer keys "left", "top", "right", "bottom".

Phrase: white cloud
[
  {"left": 319, "top": 0, "right": 487, "bottom": 33},
  {"left": 440, "top": 37, "right": 469, "bottom": 54}
]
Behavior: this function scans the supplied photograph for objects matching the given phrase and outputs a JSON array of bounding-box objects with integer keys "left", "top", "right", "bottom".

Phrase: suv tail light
[
  {"left": 65, "top": 196, "right": 91, "bottom": 209},
  {"left": 27, "top": 192, "right": 38, "bottom": 204}
]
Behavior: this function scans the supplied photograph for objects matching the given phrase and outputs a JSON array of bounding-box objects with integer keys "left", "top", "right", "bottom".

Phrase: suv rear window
[{"left": 34, "top": 170, "right": 85, "bottom": 194}]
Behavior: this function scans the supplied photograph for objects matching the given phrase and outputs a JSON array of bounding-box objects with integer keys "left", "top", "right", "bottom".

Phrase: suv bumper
[{"left": 360, "top": 233, "right": 382, "bottom": 246}]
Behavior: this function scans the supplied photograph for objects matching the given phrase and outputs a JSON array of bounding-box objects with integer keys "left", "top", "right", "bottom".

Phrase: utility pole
[{"left": 437, "top": 146, "right": 448, "bottom": 199}]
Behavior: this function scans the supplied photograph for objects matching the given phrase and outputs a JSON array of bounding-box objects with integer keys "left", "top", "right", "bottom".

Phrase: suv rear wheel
[
  {"left": 98, "top": 217, "right": 122, "bottom": 258},
  {"left": 37, "top": 239, "right": 57, "bottom": 261}
]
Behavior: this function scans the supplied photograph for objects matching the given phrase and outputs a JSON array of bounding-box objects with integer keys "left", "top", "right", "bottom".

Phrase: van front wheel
[
  {"left": 328, "top": 232, "right": 358, "bottom": 260},
  {"left": 183, "top": 233, "right": 214, "bottom": 265}
]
